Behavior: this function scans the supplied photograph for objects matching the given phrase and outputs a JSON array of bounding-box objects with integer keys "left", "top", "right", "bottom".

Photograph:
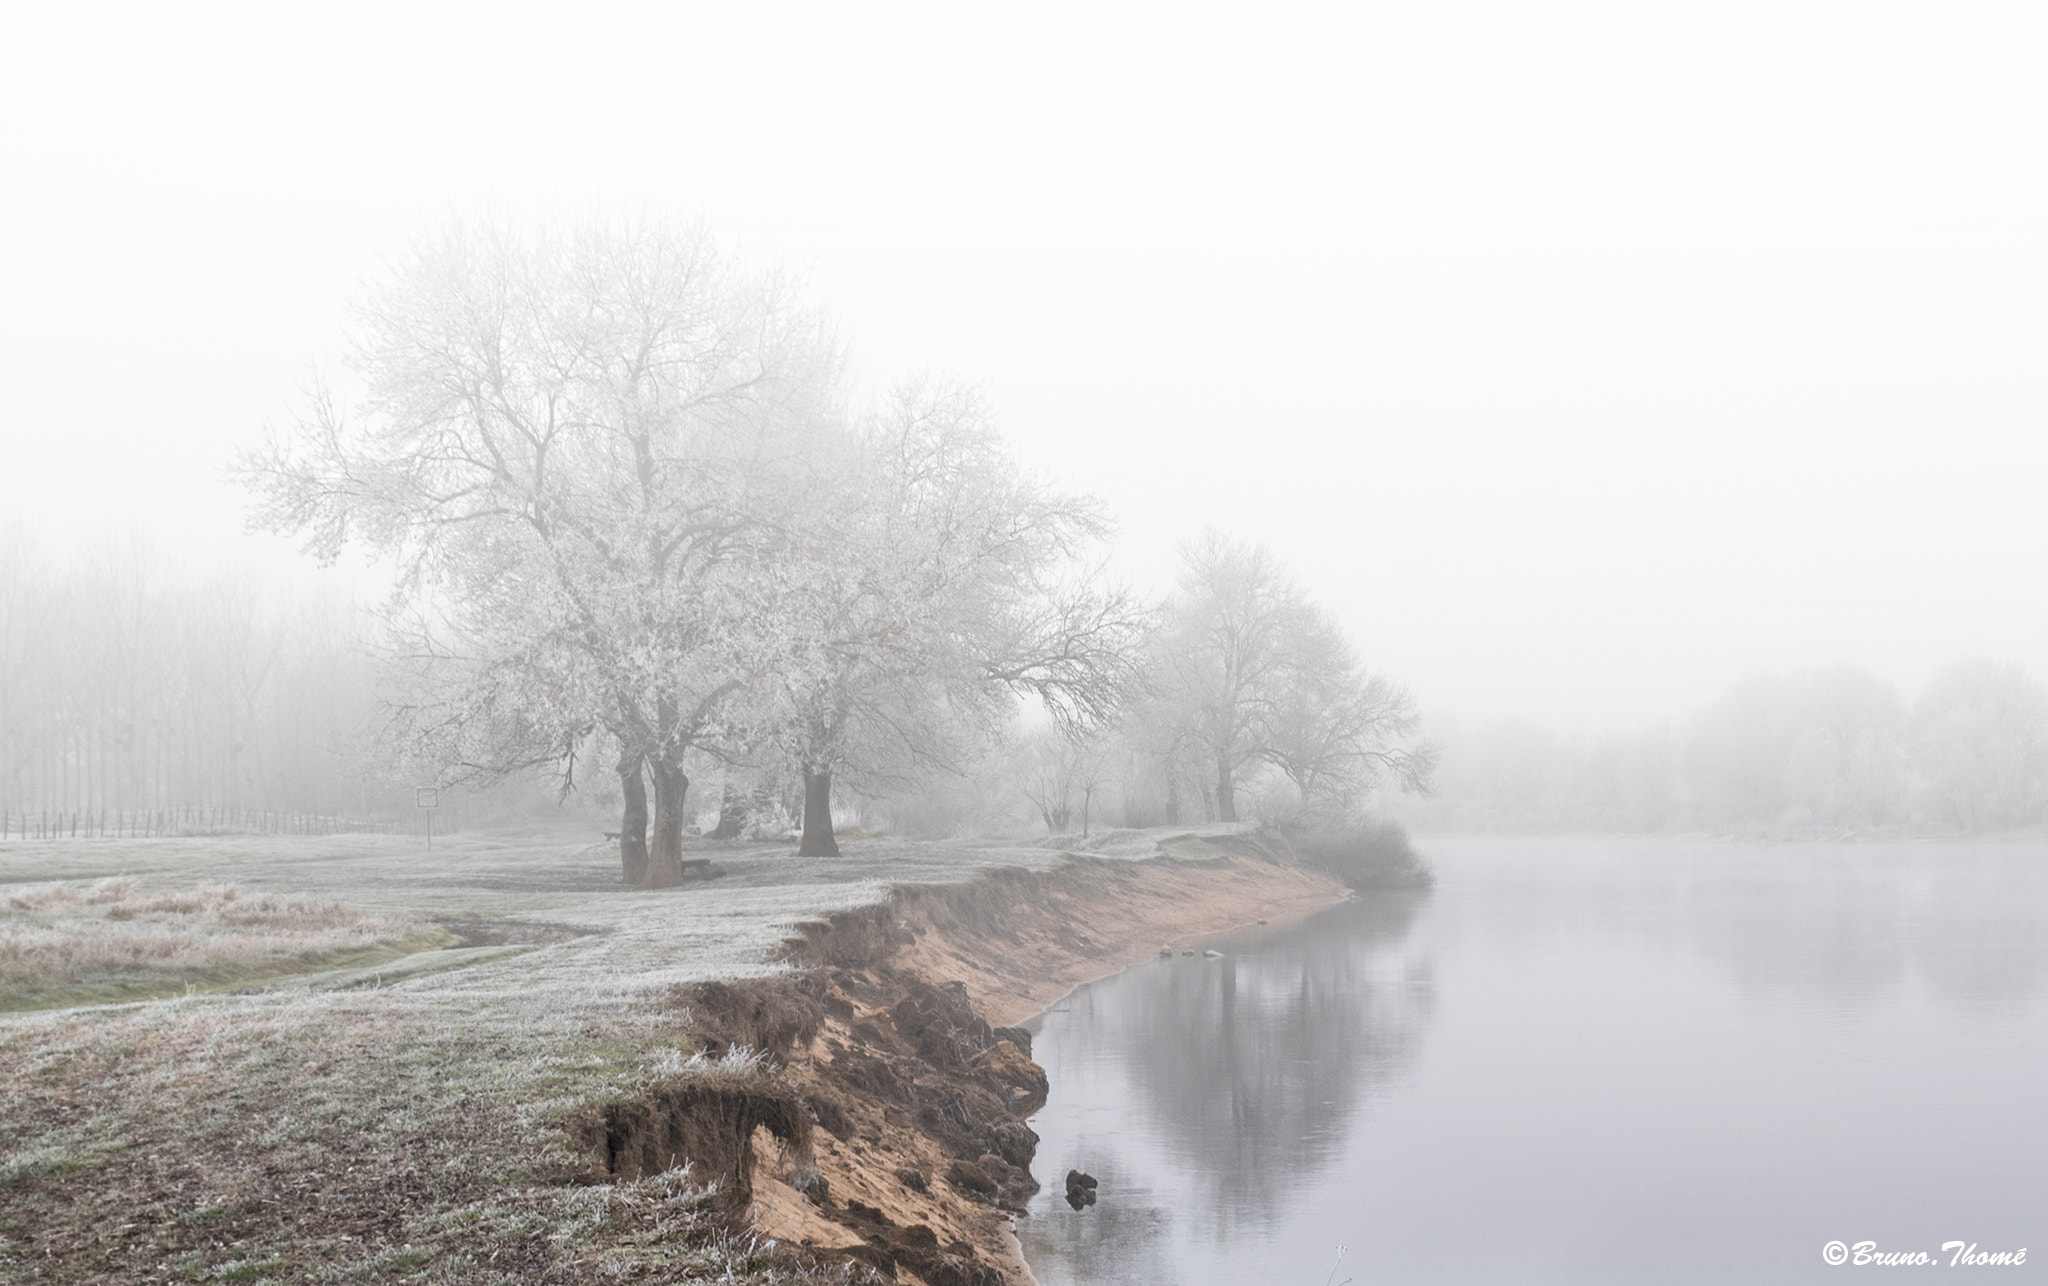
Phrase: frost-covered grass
[
  {"left": 1, "top": 878, "right": 444, "bottom": 1011},
  {"left": 0, "top": 820, "right": 1097, "bottom": 1001},
  {"left": 0, "top": 819, "right": 1136, "bottom": 1280}
]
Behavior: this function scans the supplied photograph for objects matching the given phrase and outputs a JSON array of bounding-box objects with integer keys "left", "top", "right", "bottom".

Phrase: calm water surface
[{"left": 1017, "top": 835, "right": 2048, "bottom": 1284}]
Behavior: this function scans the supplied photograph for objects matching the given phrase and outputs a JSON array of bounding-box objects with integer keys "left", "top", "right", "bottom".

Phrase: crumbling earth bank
[
  {"left": 582, "top": 839, "right": 1344, "bottom": 1285},
  {"left": 588, "top": 967, "right": 1044, "bottom": 1284}
]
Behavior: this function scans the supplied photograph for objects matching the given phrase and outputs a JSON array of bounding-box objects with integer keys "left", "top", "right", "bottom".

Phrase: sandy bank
[{"left": 697, "top": 832, "right": 1348, "bottom": 1285}]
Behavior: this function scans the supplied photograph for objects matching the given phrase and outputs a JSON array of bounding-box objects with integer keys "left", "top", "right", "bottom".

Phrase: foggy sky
[{"left": 4, "top": 1, "right": 2043, "bottom": 729}]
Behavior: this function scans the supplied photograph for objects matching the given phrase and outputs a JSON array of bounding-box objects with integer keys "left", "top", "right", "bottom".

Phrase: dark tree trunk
[
  {"left": 711, "top": 779, "right": 748, "bottom": 841},
  {"left": 644, "top": 755, "right": 689, "bottom": 887},
  {"left": 618, "top": 750, "right": 649, "bottom": 887},
  {"left": 1216, "top": 756, "right": 1238, "bottom": 823},
  {"left": 798, "top": 765, "right": 839, "bottom": 857}
]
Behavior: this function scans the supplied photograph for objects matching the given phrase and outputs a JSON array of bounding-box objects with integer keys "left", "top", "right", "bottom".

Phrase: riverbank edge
[{"left": 698, "top": 832, "right": 1351, "bottom": 1284}]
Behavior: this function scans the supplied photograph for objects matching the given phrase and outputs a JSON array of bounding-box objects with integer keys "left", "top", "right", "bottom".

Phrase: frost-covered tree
[
  {"left": 241, "top": 214, "right": 837, "bottom": 886},
  {"left": 1146, "top": 533, "right": 1291, "bottom": 822},
  {"left": 1684, "top": 667, "right": 1907, "bottom": 833},
  {"left": 1146, "top": 530, "right": 1429, "bottom": 822},
  {"left": 1911, "top": 660, "right": 2048, "bottom": 830},
  {"left": 742, "top": 379, "right": 1144, "bottom": 856},
  {"left": 1016, "top": 724, "right": 1110, "bottom": 836},
  {"left": 1261, "top": 601, "right": 1433, "bottom": 813}
]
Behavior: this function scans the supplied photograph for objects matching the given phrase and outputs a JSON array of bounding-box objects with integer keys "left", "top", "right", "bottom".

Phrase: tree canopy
[
  {"left": 1139, "top": 530, "right": 1432, "bottom": 824},
  {"left": 243, "top": 213, "right": 1144, "bottom": 875}
]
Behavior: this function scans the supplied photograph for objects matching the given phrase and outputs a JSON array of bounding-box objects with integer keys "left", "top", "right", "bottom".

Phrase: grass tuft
[{"left": 648, "top": 1044, "right": 775, "bottom": 1083}]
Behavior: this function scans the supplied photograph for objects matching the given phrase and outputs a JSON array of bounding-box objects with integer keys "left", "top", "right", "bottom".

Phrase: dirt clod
[{"left": 674, "top": 975, "right": 825, "bottom": 1065}]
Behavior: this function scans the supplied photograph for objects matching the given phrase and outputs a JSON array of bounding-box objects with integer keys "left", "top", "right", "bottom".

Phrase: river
[{"left": 1016, "top": 834, "right": 2048, "bottom": 1284}]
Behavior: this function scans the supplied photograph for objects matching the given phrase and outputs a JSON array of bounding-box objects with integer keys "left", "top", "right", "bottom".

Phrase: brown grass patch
[{"left": 0, "top": 878, "right": 448, "bottom": 1010}]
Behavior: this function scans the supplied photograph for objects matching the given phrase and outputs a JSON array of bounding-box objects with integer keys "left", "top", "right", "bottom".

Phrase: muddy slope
[{"left": 589, "top": 833, "right": 1346, "bottom": 1285}]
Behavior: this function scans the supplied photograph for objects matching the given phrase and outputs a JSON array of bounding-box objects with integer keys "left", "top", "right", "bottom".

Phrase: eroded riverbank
[{"left": 707, "top": 834, "right": 1348, "bottom": 1283}]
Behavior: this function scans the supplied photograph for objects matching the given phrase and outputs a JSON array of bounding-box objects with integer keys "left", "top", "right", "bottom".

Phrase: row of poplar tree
[{"left": 0, "top": 536, "right": 384, "bottom": 824}]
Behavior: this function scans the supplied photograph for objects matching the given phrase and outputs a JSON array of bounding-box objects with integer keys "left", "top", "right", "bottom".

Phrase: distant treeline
[
  {"left": 0, "top": 534, "right": 408, "bottom": 821},
  {"left": 1412, "top": 663, "right": 2048, "bottom": 835}
]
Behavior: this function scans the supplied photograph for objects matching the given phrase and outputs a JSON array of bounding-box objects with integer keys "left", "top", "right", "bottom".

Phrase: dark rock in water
[{"left": 1064, "top": 1168, "right": 1098, "bottom": 1210}]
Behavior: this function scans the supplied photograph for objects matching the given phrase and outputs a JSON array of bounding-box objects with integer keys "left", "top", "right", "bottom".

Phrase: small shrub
[{"left": 1285, "top": 819, "right": 1433, "bottom": 890}]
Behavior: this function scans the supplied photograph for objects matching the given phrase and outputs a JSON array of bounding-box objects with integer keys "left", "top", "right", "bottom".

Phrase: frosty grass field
[{"left": 0, "top": 823, "right": 1122, "bottom": 1281}]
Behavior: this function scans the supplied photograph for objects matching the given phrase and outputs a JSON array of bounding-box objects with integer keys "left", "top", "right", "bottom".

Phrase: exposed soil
[{"left": 641, "top": 832, "right": 1348, "bottom": 1284}]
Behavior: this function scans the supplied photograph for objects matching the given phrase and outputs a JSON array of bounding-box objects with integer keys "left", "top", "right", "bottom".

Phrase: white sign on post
[{"left": 416, "top": 787, "right": 440, "bottom": 846}]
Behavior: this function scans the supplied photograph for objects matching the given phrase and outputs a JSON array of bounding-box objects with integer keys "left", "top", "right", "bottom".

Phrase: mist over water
[
  {"left": 3, "top": 7, "right": 2046, "bottom": 1279},
  {"left": 1019, "top": 837, "right": 2048, "bottom": 1285}
]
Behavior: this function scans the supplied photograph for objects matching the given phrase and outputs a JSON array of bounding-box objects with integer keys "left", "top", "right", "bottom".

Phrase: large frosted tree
[
  {"left": 744, "top": 379, "right": 1144, "bottom": 856},
  {"left": 242, "top": 213, "right": 836, "bottom": 886}
]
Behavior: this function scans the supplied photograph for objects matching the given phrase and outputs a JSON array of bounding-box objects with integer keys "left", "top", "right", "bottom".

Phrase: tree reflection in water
[
  {"left": 1019, "top": 891, "right": 1433, "bottom": 1283},
  {"left": 1019, "top": 839, "right": 2048, "bottom": 1285}
]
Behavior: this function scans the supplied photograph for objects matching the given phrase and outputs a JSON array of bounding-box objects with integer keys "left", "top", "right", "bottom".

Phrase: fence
[{"left": 0, "top": 800, "right": 488, "bottom": 841}]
